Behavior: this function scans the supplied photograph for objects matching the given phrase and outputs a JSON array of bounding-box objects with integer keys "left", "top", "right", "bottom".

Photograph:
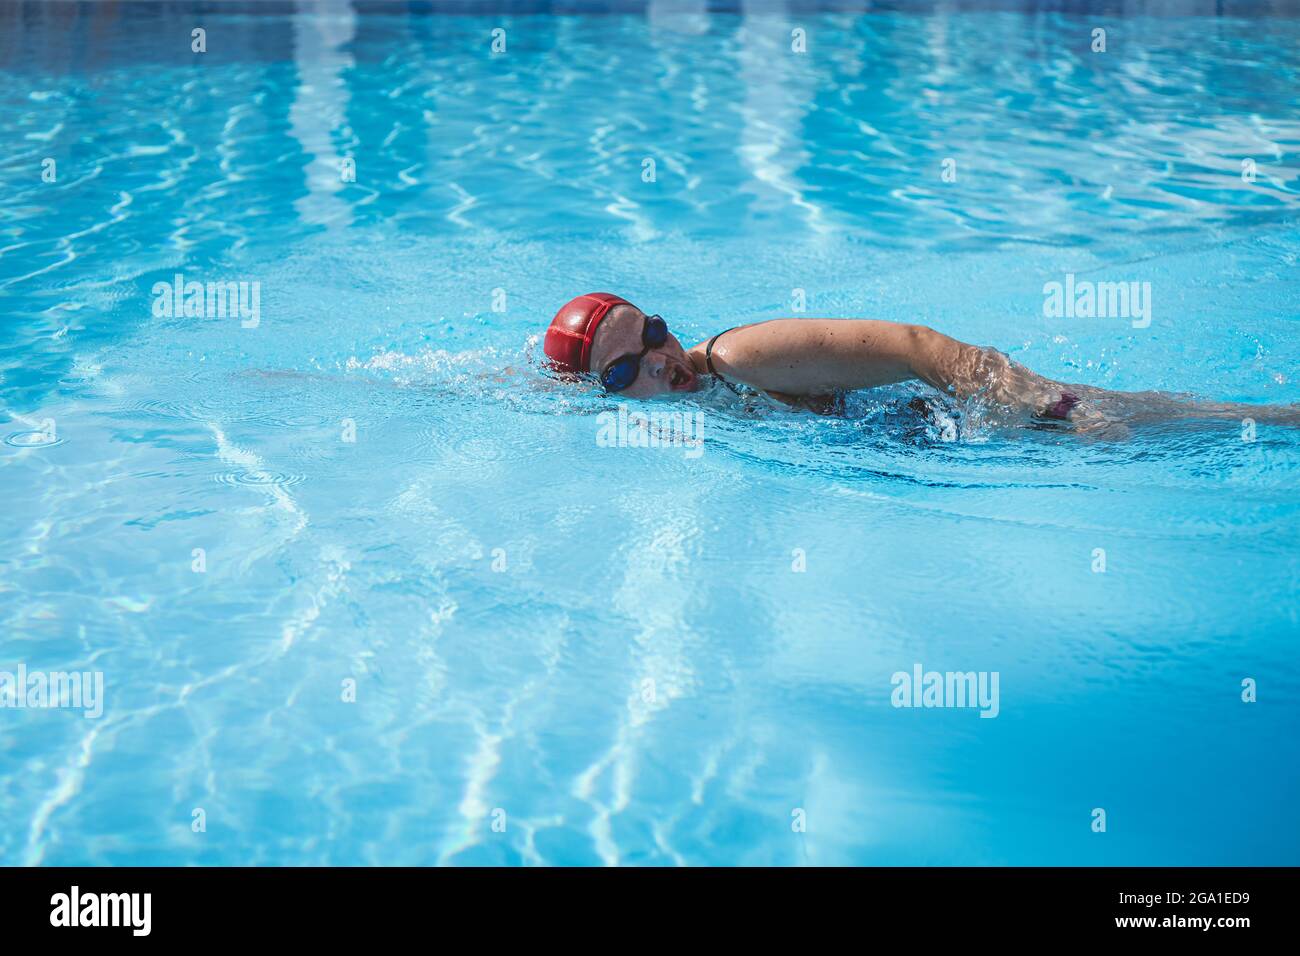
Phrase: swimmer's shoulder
[
  {"left": 686, "top": 319, "right": 777, "bottom": 365},
  {"left": 688, "top": 324, "right": 840, "bottom": 414}
]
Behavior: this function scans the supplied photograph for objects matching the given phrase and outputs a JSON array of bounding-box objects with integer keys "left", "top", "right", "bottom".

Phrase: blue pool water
[{"left": 1, "top": 1, "right": 1298, "bottom": 866}]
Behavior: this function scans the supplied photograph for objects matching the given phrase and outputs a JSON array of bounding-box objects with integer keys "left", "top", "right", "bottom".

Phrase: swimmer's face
[{"left": 589, "top": 303, "right": 698, "bottom": 398}]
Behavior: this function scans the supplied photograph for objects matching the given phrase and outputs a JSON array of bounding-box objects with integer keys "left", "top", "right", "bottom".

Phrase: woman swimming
[{"left": 542, "top": 292, "right": 1299, "bottom": 433}]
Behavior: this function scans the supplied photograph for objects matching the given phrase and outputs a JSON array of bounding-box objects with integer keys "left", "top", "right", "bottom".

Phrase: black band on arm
[{"left": 706, "top": 328, "right": 742, "bottom": 394}]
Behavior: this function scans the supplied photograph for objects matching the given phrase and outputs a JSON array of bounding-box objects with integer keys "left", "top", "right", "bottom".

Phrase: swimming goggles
[{"left": 600, "top": 314, "right": 669, "bottom": 393}]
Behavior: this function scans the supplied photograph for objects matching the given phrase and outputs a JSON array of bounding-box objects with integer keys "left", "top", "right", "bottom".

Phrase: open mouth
[{"left": 668, "top": 364, "right": 694, "bottom": 391}]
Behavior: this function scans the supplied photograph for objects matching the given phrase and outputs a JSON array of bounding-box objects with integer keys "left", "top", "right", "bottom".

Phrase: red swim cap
[{"left": 543, "top": 292, "right": 631, "bottom": 375}]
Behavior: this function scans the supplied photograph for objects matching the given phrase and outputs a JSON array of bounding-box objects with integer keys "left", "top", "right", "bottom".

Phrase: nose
[{"left": 642, "top": 351, "right": 669, "bottom": 379}]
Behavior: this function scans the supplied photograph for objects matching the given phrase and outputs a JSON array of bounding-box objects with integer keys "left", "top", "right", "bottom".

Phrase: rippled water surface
[{"left": 2, "top": 1, "right": 1299, "bottom": 865}]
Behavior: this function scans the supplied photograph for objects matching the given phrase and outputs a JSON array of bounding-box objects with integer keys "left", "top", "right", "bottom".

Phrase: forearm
[
  {"left": 905, "top": 326, "right": 990, "bottom": 398},
  {"left": 908, "top": 326, "right": 1066, "bottom": 413}
]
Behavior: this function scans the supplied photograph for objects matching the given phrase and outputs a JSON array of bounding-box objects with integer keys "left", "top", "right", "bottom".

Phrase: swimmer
[{"left": 542, "top": 292, "right": 1300, "bottom": 434}]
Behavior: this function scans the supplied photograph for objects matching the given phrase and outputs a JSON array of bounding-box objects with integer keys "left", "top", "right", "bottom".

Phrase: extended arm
[
  {"left": 689, "top": 319, "right": 1047, "bottom": 407},
  {"left": 689, "top": 319, "right": 1300, "bottom": 430}
]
